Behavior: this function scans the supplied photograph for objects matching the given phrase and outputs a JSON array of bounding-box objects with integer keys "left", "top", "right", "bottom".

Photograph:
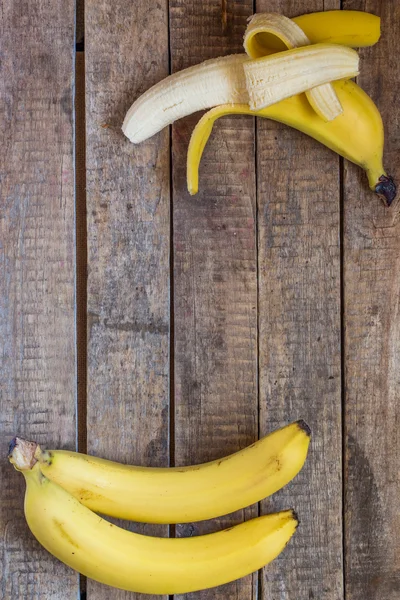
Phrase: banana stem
[
  {"left": 374, "top": 174, "right": 397, "bottom": 206},
  {"left": 8, "top": 437, "right": 39, "bottom": 471}
]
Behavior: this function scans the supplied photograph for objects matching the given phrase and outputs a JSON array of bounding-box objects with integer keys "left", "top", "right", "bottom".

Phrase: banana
[
  {"left": 122, "top": 45, "right": 358, "bottom": 143},
  {"left": 244, "top": 13, "right": 343, "bottom": 121},
  {"left": 244, "top": 44, "right": 358, "bottom": 111},
  {"left": 247, "top": 11, "right": 380, "bottom": 55},
  {"left": 19, "top": 420, "right": 310, "bottom": 524},
  {"left": 122, "top": 54, "right": 250, "bottom": 144},
  {"left": 187, "top": 79, "right": 396, "bottom": 206},
  {"left": 122, "top": 10, "right": 379, "bottom": 144},
  {"left": 291, "top": 10, "right": 380, "bottom": 48},
  {"left": 9, "top": 443, "right": 298, "bottom": 595}
]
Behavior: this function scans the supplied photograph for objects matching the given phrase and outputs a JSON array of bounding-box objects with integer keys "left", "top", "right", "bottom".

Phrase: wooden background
[{"left": 1, "top": 0, "right": 399, "bottom": 598}]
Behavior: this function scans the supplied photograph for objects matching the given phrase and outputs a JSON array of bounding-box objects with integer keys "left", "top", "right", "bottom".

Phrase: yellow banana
[
  {"left": 21, "top": 420, "right": 310, "bottom": 524},
  {"left": 187, "top": 79, "right": 396, "bottom": 205},
  {"left": 246, "top": 11, "right": 380, "bottom": 57},
  {"left": 291, "top": 10, "right": 380, "bottom": 48},
  {"left": 122, "top": 10, "right": 380, "bottom": 143},
  {"left": 9, "top": 446, "right": 298, "bottom": 595}
]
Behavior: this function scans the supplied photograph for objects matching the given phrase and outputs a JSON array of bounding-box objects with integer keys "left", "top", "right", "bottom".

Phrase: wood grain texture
[
  {"left": 0, "top": 0, "right": 77, "bottom": 598},
  {"left": 85, "top": 1, "right": 170, "bottom": 599},
  {"left": 169, "top": 2, "right": 258, "bottom": 599},
  {"left": 342, "top": 1, "right": 400, "bottom": 598},
  {"left": 255, "top": 2, "right": 343, "bottom": 599}
]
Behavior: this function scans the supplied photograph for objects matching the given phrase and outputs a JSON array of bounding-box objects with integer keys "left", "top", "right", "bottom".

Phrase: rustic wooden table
[{"left": 1, "top": 1, "right": 399, "bottom": 599}]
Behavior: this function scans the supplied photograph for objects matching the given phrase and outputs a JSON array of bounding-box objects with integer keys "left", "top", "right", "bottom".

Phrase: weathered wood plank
[
  {"left": 256, "top": 2, "right": 343, "bottom": 599},
  {"left": 0, "top": 0, "right": 77, "bottom": 598},
  {"left": 85, "top": 1, "right": 170, "bottom": 599},
  {"left": 169, "top": 2, "right": 258, "bottom": 599},
  {"left": 342, "top": 1, "right": 400, "bottom": 598}
]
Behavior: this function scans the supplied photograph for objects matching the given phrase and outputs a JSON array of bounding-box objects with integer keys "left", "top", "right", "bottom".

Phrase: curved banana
[
  {"left": 123, "top": 54, "right": 250, "bottom": 143},
  {"left": 187, "top": 79, "right": 396, "bottom": 205},
  {"left": 9, "top": 448, "right": 298, "bottom": 595},
  {"left": 19, "top": 420, "right": 310, "bottom": 524},
  {"left": 246, "top": 11, "right": 380, "bottom": 56},
  {"left": 122, "top": 10, "right": 379, "bottom": 144},
  {"left": 123, "top": 44, "right": 357, "bottom": 144},
  {"left": 291, "top": 10, "right": 380, "bottom": 48},
  {"left": 244, "top": 13, "right": 343, "bottom": 121}
]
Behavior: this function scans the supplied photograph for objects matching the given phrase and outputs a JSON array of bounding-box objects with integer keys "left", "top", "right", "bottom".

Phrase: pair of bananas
[
  {"left": 123, "top": 10, "right": 396, "bottom": 205},
  {"left": 9, "top": 420, "right": 310, "bottom": 594}
]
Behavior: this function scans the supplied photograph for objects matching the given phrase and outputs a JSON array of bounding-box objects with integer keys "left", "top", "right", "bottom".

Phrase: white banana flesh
[
  {"left": 306, "top": 84, "right": 343, "bottom": 121},
  {"left": 244, "top": 43, "right": 359, "bottom": 111},
  {"left": 244, "top": 13, "right": 343, "bottom": 121},
  {"left": 122, "top": 54, "right": 249, "bottom": 143},
  {"left": 122, "top": 42, "right": 359, "bottom": 143},
  {"left": 11, "top": 458, "right": 298, "bottom": 595}
]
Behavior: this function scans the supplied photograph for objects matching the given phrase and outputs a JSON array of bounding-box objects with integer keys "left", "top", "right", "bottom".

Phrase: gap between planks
[
  {"left": 75, "top": 48, "right": 87, "bottom": 600},
  {"left": 75, "top": 0, "right": 87, "bottom": 592}
]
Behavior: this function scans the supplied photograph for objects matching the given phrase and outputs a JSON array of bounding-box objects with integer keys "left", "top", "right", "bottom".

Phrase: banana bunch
[
  {"left": 122, "top": 10, "right": 396, "bottom": 205},
  {"left": 9, "top": 420, "right": 310, "bottom": 594}
]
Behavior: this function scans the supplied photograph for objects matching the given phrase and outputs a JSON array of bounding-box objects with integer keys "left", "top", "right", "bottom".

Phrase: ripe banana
[
  {"left": 243, "top": 10, "right": 381, "bottom": 58},
  {"left": 123, "top": 44, "right": 357, "bottom": 144},
  {"left": 248, "top": 11, "right": 381, "bottom": 55},
  {"left": 291, "top": 10, "right": 380, "bottom": 48},
  {"left": 187, "top": 79, "right": 396, "bottom": 205},
  {"left": 244, "top": 43, "right": 358, "bottom": 112},
  {"left": 9, "top": 442, "right": 298, "bottom": 595},
  {"left": 123, "top": 54, "right": 250, "bottom": 143},
  {"left": 244, "top": 13, "right": 343, "bottom": 121},
  {"left": 122, "top": 10, "right": 379, "bottom": 144},
  {"left": 21, "top": 420, "right": 310, "bottom": 524}
]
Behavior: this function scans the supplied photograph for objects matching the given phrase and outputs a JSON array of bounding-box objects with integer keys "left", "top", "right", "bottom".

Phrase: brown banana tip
[
  {"left": 375, "top": 175, "right": 397, "bottom": 207},
  {"left": 291, "top": 509, "right": 300, "bottom": 526},
  {"left": 296, "top": 419, "right": 311, "bottom": 438},
  {"left": 8, "top": 437, "right": 38, "bottom": 470}
]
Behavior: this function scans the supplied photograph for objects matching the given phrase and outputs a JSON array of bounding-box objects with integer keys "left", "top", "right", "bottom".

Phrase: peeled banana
[
  {"left": 123, "top": 54, "right": 250, "bottom": 144},
  {"left": 121, "top": 9, "right": 395, "bottom": 202},
  {"left": 9, "top": 440, "right": 298, "bottom": 595},
  {"left": 23, "top": 419, "right": 311, "bottom": 524},
  {"left": 243, "top": 13, "right": 343, "bottom": 121},
  {"left": 122, "top": 10, "right": 380, "bottom": 144},
  {"left": 243, "top": 43, "right": 358, "bottom": 111},
  {"left": 186, "top": 79, "right": 396, "bottom": 205},
  {"left": 123, "top": 43, "right": 357, "bottom": 144}
]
